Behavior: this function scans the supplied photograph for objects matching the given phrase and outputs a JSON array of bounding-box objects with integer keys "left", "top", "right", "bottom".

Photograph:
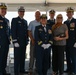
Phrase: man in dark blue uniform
[
  {"left": 34, "top": 14, "right": 53, "bottom": 75},
  {"left": 0, "top": 3, "right": 11, "bottom": 75},
  {"left": 64, "top": 7, "right": 76, "bottom": 75},
  {"left": 47, "top": 9, "right": 55, "bottom": 28},
  {"left": 47, "top": 9, "right": 55, "bottom": 69},
  {"left": 11, "top": 6, "right": 28, "bottom": 75}
]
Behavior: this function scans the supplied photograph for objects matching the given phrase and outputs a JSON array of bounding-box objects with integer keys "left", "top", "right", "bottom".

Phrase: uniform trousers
[
  {"left": 66, "top": 46, "right": 76, "bottom": 74},
  {"left": 35, "top": 46, "right": 51, "bottom": 75},
  {"left": 14, "top": 46, "right": 26, "bottom": 75},
  {"left": 0, "top": 45, "right": 9, "bottom": 74}
]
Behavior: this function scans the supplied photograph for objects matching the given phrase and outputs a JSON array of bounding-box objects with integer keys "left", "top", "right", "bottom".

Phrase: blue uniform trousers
[
  {"left": 35, "top": 46, "right": 51, "bottom": 75},
  {"left": 66, "top": 46, "right": 72, "bottom": 72},
  {"left": 0, "top": 45, "right": 9, "bottom": 74},
  {"left": 66, "top": 46, "right": 76, "bottom": 73},
  {"left": 14, "top": 46, "right": 26, "bottom": 75}
]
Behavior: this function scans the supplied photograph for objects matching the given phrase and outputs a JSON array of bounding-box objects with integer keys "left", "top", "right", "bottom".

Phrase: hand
[
  {"left": 41, "top": 44, "right": 47, "bottom": 49},
  {"left": 14, "top": 42, "right": 19, "bottom": 47},
  {"left": 54, "top": 36, "right": 63, "bottom": 41},
  {"left": 74, "top": 43, "right": 76, "bottom": 48},
  {"left": 46, "top": 44, "right": 51, "bottom": 49},
  {"left": 54, "top": 36, "right": 60, "bottom": 41}
]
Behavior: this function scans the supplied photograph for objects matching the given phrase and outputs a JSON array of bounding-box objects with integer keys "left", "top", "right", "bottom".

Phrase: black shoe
[
  {"left": 59, "top": 73, "right": 64, "bottom": 75},
  {"left": 72, "top": 73, "right": 76, "bottom": 75},
  {"left": 68, "top": 72, "right": 73, "bottom": 75},
  {"left": 64, "top": 69, "right": 69, "bottom": 72},
  {"left": 28, "top": 72, "right": 33, "bottom": 75},
  {"left": 20, "top": 70, "right": 28, "bottom": 74},
  {"left": 52, "top": 72, "right": 58, "bottom": 75},
  {"left": 3, "top": 73, "right": 11, "bottom": 75}
]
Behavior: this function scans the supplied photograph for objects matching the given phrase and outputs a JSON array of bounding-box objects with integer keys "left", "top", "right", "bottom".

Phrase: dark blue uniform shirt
[
  {"left": 47, "top": 19, "right": 55, "bottom": 28},
  {"left": 64, "top": 18, "right": 76, "bottom": 47},
  {"left": 35, "top": 25, "right": 53, "bottom": 46},
  {"left": 0, "top": 15, "right": 10, "bottom": 47},
  {"left": 11, "top": 16, "right": 28, "bottom": 46}
]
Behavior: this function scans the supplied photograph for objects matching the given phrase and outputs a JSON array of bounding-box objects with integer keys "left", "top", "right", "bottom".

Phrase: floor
[
  {"left": 6, "top": 59, "right": 69, "bottom": 75},
  {"left": 6, "top": 44, "right": 69, "bottom": 75}
]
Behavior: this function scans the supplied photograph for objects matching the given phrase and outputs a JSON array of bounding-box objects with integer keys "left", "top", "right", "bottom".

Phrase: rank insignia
[
  {"left": 48, "top": 29, "right": 52, "bottom": 34},
  {"left": 38, "top": 41, "right": 42, "bottom": 45}
]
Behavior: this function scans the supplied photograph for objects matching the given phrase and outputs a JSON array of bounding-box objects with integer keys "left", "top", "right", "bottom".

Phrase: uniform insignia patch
[
  {"left": 39, "top": 28, "right": 43, "bottom": 31},
  {"left": 70, "top": 23, "right": 75, "bottom": 30},
  {"left": 70, "top": 23, "right": 75, "bottom": 27},
  {"left": 48, "top": 29, "right": 52, "bottom": 34}
]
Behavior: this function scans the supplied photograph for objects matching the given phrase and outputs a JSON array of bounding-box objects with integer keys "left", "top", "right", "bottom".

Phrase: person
[
  {"left": 28, "top": 10, "right": 41, "bottom": 75},
  {"left": 47, "top": 9, "right": 56, "bottom": 69},
  {"left": 47, "top": 9, "right": 55, "bottom": 28},
  {"left": 52, "top": 14, "right": 68, "bottom": 75},
  {"left": 0, "top": 3, "right": 11, "bottom": 75},
  {"left": 11, "top": 6, "right": 28, "bottom": 75},
  {"left": 64, "top": 7, "right": 76, "bottom": 75},
  {"left": 34, "top": 14, "right": 53, "bottom": 75}
]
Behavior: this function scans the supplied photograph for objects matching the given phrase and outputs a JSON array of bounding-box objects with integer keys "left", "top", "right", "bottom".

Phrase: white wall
[{"left": 6, "top": 11, "right": 76, "bottom": 25}]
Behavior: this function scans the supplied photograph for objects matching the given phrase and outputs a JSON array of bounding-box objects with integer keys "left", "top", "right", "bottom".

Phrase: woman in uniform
[{"left": 34, "top": 14, "right": 53, "bottom": 75}]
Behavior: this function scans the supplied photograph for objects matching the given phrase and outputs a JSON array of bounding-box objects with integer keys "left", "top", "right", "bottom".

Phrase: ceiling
[
  {"left": 1, "top": 0, "right": 76, "bottom": 3},
  {"left": 0, "top": 0, "right": 76, "bottom": 11}
]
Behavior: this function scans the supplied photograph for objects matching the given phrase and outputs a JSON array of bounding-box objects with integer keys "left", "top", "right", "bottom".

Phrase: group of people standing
[
  {"left": 28, "top": 6, "right": 76, "bottom": 75},
  {"left": 0, "top": 2, "right": 29, "bottom": 75},
  {"left": 0, "top": 2, "right": 76, "bottom": 75}
]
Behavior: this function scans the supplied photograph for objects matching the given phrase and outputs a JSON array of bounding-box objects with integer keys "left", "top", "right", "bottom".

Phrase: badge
[
  {"left": 39, "top": 28, "right": 43, "bottom": 31},
  {"left": 48, "top": 29, "right": 52, "bottom": 34},
  {"left": 18, "top": 21, "right": 21, "bottom": 23}
]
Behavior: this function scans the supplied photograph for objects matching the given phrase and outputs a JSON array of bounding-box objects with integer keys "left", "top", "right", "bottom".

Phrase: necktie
[
  {"left": 68, "top": 20, "right": 70, "bottom": 23},
  {"left": 44, "top": 26, "right": 46, "bottom": 32},
  {"left": 52, "top": 20, "right": 54, "bottom": 22}
]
